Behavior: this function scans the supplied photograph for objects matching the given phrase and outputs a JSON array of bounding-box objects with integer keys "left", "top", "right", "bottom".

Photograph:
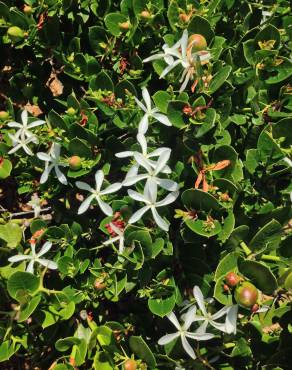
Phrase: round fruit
[
  {"left": 0, "top": 111, "right": 9, "bottom": 121},
  {"left": 66, "top": 107, "right": 76, "bottom": 116},
  {"left": 225, "top": 272, "right": 240, "bottom": 287},
  {"left": 7, "top": 26, "right": 25, "bottom": 42},
  {"left": 188, "top": 34, "right": 207, "bottom": 52},
  {"left": 69, "top": 156, "right": 82, "bottom": 171},
  {"left": 124, "top": 359, "right": 137, "bottom": 370},
  {"left": 179, "top": 13, "right": 189, "bottom": 22},
  {"left": 23, "top": 5, "right": 33, "bottom": 14},
  {"left": 140, "top": 10, "right": 151, "bottom": 19},
  {"left": 94, "top": 279, "right": 106, "bottom": 290},
  {"left": 119, "top": 21, "right": 131, "bottom": 30},
  {"left": 235, "top": 282, "right": 258, "bottom": 308}
]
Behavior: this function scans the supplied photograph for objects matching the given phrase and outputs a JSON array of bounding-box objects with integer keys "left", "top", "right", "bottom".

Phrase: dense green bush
[{"left": 0, "top": 0, "right": 291, "bottom": 369}]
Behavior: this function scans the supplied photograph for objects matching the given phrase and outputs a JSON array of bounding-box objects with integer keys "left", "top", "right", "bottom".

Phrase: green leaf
[
  {"left": 0, "top": 341, "right": 20, "bottom": 362},
  {"left": 238, "top": 259, "right": 278, "bottom": 294},
  {"left": 231, "top": 338, "right": 252, "bottom": 357},
  {"left": 214, "top": 275, "right": 233, "bottom": 305},
  {"left": 249, "top": 219, "right": 282, "bottom": 252},
  {"left": 93, "top": 351, "right": 113, "bottom": 370},
  {"left": 214, "top": 252, "right": 240, "bottom": 281},
  {"left": 68, "top": 138, "right": 92, "bottom": 158},
  {"left": 89, "top": 71, "right": 114, "bottom": 91},
  {"left": 55, "top": 337, "right": 82, "bottom": 352},
  {"left": 0, "top": 158, "right": 12, "bottom": 179},
  {"left": 104, "top": 12, "right": 128, "bottom": 37},
  {"left": 153, "top": 90, "right": 172, "bottom": 113},
  {"left": 148, "top": 293, "right": 176, "bottom": 317},
  {"left": 185, "top": 218, "right": 222, "bottom": 237},
  {"left": 0, "top": 222, "right": 22, "bottom": 248},
  {"left": 208, "top": 65, "right": 232, "bottom": 93},
  {"left": 257, "top": 131, "right": 284, "bottom": 162},
  {"left": 254, "top": 25, "right": 281, "bottom": 49},
  {"left": 188, "top": 16, "right": 214, "bottom": 44},
  {"left": 181, "top": 189, "right": 221, "bottom": 211},
  {"left": 48, "top": 110, "right": 67, "bottom": 130},
  {"left": 7, "top": 272, "right": 40, "bottom": 301},
  {"left": 129, "top": 336, "right": 157, "bottom": 367},
  {"left": 167, "top": 100, "right": 187, "bottom": 128},
  {"left": 18, "top": 295, "right": 41, "bottom": 322}
]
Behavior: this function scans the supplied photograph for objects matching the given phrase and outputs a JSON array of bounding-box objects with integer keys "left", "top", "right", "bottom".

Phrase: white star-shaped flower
[
  {"left": 8, "top": 110, "right": 45, "bottom": 141},
  {"left": 190, "top": 286, "right": 238, "bottom": 335},
  {"left": 8, "top": 134, "right": 37, "bottom": 156},
  {"left": 116, "top": 133, "right": 172, "bottom": 182},
  {"left": 158, "top": 308, "right": 214, "bottom": 359},
  {"left": 8, "top": 241, "right": 57, "bottom": 274},
  {"left": 103, "top": 222, "right": 125, "bottom": 254},
  {"left": 144, "top": 30, "right": 211, "bottom": 92},
  {"left": 37, "top": 142, "right": 68, "bottom": 185},
  {"left": 76, "top": 170, "right": 122, "bottom": 215},
  {"left": 128, "top": 179, "right": 179, "bottom": 231},
  {"left": 135, "top": 87, "right": 172, "bottom": 134},
  {"left": 123, "top": 149, "right": 179, "bottom": 192}
]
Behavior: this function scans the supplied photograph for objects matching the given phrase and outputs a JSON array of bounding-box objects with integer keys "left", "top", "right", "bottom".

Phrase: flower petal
[
  {"left": 152, "top": 113, "right": 172, "bottom": 127},
  {"left": 123, "top": 174, "right": 148, "bottom": 187},
  {"left": 55, "top": 166, "right": 67, "bottom": 185},
  {"left": 225, "top": 305, "right": 238, "bottom": 334},
  {"left": 128, "top": 206, "right": 150, "bottom": 224},
  {"left": 134, "top": 152, "right": 152, "bottom": 173},
  {"left": 137, "top": 133, "right": 147, "bottom": 155},
  {"left": 166, "top": 311, "right": 181, "bottom": 331},
  {"left": 128, "top": 189, "right": 149, "bottom": 203},
  {"left": 21, "top": 110, "right": 28, "bottom": 126},
  {"left": 185, "top": 331, "right": 214, "bottom": 341},
  {"left": 115, "top": 151, "right": 134, "bottom": 158},
  {"left": 193, "top": 286, "right": 207, "bottom": 316},
  {"left": 8, "top": 255, "right": 31, "bottom": 263},
  {"left": 27, "top": 120, "right": 45, "bottom": 129},
  {"left": 156, "top": 178, "right": 179, "bottom": 192},
  {"left": 100, "top": 182, "right": 122, "bottom": 195},
  {"left": 37, "top": 152, "right": 52, "bottom": 162},
  {"left": 142, "top": 87, "right": 152, "bottom": 112},
  {"left": 76, "top": 181, "right": 93, "bottom": 192},
  {"left": 97, "top": 197, "right": 113, "bottom": 216},
  {"left": 26, "top": 260, "right": 35, "bottom": 274},
  {"left": 158, "top": 332, "right": 180, "bottom": 346},
  {"left": 103, "top": 236, "right": 120, "bottom": 245},
  {"left": 156, "top": 191, "right": 179, "bottom": 207},
  {"left": 40, "top": 164, "right": 54, "bottom": 184},
  {"left": 195, "top": 320, "right": 209, "bottom": 334},
  {"left": 138, "top": 114, "right": 149, "bottom": 135},
  {"left": 145, "top": 178, "right": 157, "bottom": 204},
  {"left": 37, "top": 241, "right": 52, "bottom": 257},
  {"left": 154, "top": 150, "right": 171, "bottom": 175},
  {"left": 134, "top": 96, "right": 147, "bottom": 113},
  {"left": 148, "top": 147, "right": 171, "bottom": 158},
  {"left": 78, "top": 194, "right": 95, "bottom": 214},
  {"left": 37, "top": 258, "right": 58, "bottom": 270},
  {"left": 95, "top": 170, "right": 104, "bottom": 191},
  {"left": 151, "top": 207, "right": 169, "bottom": 231},
  {"left": 181, "top": 335, "right": 196, "bottom": 359},
  {"left": 183, "top": 306, "right": 197, "bottom": 330},
  {"left": 212, "top": 305, "right": 230, "bottom": 320}
]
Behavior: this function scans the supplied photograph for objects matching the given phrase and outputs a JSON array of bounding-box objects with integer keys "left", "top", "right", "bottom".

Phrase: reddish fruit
[
  {"left": 188, "top": 34, "right": 207, "bottom": 52},
  {"left": 251, "top": 304, "right": 259, "bottom": 313},
  {"left": 94, "top": 279, "right": 106, "bottom": 290},
  {"left": 179, "top": 13, "right": 189, "bottom": 22},
  {"left": 225, "top": 272, "right": 240, "bottom": 288},
  {"left": 69, "top": 156, "right": 82, "bottom": 170},
  {"left": 223, "top": 284, "right": 230, "bottom": 292},
  {"left": 235, "top": 282, "right": 258, "bottom": 308},
  {"left": 124, "top": 359, "right": 137, "bottom": 370}
]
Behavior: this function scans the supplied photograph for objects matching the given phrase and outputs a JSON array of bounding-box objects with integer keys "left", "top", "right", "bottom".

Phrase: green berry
[
  {"left": 0, "top": 111, "right": 9, "bottom": 121},
  {"left": 7, "top": 26, "right": 25, "bottom": 42}
]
